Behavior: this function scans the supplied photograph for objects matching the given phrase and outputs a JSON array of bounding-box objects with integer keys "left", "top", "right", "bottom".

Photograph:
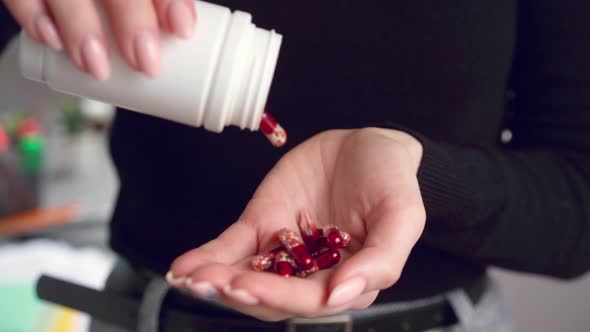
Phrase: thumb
[
  {"left": 325, "top": 194, "right": 425, "bottom": 308},
  {"left": 168, "top": 220, "right": 258, "bottom": 284}
]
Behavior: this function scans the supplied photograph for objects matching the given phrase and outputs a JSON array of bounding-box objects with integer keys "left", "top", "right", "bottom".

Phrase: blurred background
[{"left": 0, "top": 36, "right": 589, "bottom": 332}]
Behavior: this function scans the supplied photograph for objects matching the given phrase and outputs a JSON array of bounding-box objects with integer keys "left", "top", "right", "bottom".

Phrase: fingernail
[
  {"left": 186, "top": 279, "right": 218, "bottom": 299},
  {"left": 81, "top": 37, "right": 110, "bottom": 81},
  {"left": 35, "top": 15, "right": 62, "bottom": 50},
  {"left": 223, "top": 285, "right": 259, "bottom": 305},
  {"left": 165, "top": 270, "right": 186, "bottom": 287},
  {"left": 327, "top": 276, "right": 366, "bottom": 307},
  {"left": 133, "top": 31, "right": 160, "bottom": 78},
  {"left": 168, "top": 0, "right": 194, "bottom": 38}
]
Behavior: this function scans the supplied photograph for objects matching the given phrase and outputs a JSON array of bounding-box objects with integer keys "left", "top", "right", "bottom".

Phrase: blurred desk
[
  {"left": 41, "top": 129, "right": 119, "bottom": 226},
  {"left": 0, "top": 128, "right": 118, "bottom": 246},
  {"left": 1, "top": 37, "right": 119, "bottom": 241}
]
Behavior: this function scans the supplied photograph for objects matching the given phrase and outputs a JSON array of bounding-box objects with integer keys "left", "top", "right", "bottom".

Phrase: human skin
[
  {"left": 2, "top": 0, "right": 196, "bottom": 80},
  {"left": 169, "top": 128, "right": 426, "bottom": 321}
]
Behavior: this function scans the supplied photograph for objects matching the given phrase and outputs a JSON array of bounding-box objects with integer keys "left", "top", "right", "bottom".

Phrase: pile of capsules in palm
[{"left": 251, "top": 210, "right": 351, "bottom": 278}]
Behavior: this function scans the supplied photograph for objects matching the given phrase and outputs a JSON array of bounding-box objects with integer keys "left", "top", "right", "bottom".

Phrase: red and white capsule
[
  {"left": 260, "top": 111, "right": 287, "bottom": 148},
  {"left": 274, "top": 250, "right": 297, "bottom": 277},
  {"left": 297, "top": 210, "right": 323, "bottom": 254},
  {"left": 314, "top": 250, "right": 341, "bottom": 271},
  {"left": 321, "top": 225, "right": 351, "bottom": 251},
  {"left": 251, "top": 252, "right": 275, "bottom": 272},
  {"left": 277, "top": 228, "right": 315, "bottom": 271},
  {"left": 271, "top": 245, "right": 286, "bottom": 254}
]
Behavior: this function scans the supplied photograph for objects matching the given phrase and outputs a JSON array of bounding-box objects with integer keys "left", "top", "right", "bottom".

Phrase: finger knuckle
[
  {"left": 395, "top": 204, "right": 426, "bottom": 234},
  {"left": 356, "top": 127, "right": 382, "bottom": 137},
  {"left": 382, "top": 268, "right": 401, "bottom": 287},
  {"left": 238, "top": 216, "right": 259, "bottom": 232},
  {"left": 411, "top": 205, "right": 427, "bottom": 235},
  {"left": 348, "top": 127, "right": 381, "bottom": 144},
  {"left": 416, "top": 204, "right": 427, "bottom": 223}
]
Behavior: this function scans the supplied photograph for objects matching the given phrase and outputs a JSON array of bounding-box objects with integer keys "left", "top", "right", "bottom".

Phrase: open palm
[{"left": 169, "top": 128, "right": 425, "bottom": 321}]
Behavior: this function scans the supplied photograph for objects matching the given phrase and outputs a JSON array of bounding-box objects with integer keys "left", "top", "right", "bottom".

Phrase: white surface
[
  {"left": 0, "top": 239, "right": 114, "bottom": 287},
  {"left": 18, "top": 0, "right": 282, "bottom": 133},
  {"left": 1, "top": 35, "right": 119, "bottom": 222},
  {"left": 491, "top": 269, "right": 590, "bottom": 332},
  {"left": 80, "top": 99, "right": 115, "bottom": 124},
  {"left": 0, "top": 239, "right": 115, "bottom": 332},
  {"left": 40, "top": 130, "right": 119, "bottom": 222}
]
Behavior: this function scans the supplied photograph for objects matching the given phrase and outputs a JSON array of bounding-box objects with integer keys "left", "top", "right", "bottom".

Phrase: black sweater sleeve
[
  {"left": 0, "top": 4, "right": 19, "bottom": 51},
  {"left": 413, "top": 1, "right": 590, "bottom": 279}
]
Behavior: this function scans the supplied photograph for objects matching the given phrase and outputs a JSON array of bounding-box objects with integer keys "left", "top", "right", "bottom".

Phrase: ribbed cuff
[
  {"left": 375, "top": 122, "right": 474, "bottom": 227},
  {"left": 417, "top": 137, "right": 474, "bottom": 227}
]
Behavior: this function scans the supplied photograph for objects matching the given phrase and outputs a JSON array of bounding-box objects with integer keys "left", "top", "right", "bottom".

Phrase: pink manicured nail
[
  {"left": 186, "top": 279, "right": 218, "bottom": 299},
  {"left": 81, "top": 37, "right": 110, "bottom": 81},
  {"left": 133, "top": 31, "right": 160, "bottom": 78},
  {"left": 168, "top": 0, "right": 194, "bottom": 38},
  {"left": 327, "top": 276, "right": 366, "bottom": 307},
  {"left": 165, "top": 270, "right": 186, "bottom": 287},
  {"left": 35, "top": 15, "right": 62, "bottom": 50},
  {"left": 223, "top": 285, "right": 259, "bottom": 305}
]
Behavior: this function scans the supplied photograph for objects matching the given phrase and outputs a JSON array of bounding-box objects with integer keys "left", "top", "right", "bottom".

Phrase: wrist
[
  {"left": 365, "top": 127, "right": 424, "bottom": 174},
  {"left": 395, "top": 131, "right": 424, "bottom": 174}
]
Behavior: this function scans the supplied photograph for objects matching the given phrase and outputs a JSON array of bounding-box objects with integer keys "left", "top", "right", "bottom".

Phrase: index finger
[
  {"left": 46, "top": 0, "right": 110, "bottom": 80},
  {"left": 169, "top": 220, "right": 259, "bottom": 280},
  {"left": 3, "top": 0, "right": 63, "bottom": 50},
  {"left": 103, "top": 0, "right": 160, "bottom": 77}
]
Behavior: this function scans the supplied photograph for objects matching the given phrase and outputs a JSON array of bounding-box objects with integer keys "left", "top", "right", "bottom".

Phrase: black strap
[
  {"left": 37, "top": 274, "right": 487, "bottom": 332},
  {"left": 37, "top": 275, "right": 139, "bottom": 331}
]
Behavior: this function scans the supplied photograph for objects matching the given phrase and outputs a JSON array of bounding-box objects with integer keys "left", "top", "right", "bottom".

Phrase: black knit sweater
[{"left": 2, "top": 0, "right": 590, "bottom": 303}]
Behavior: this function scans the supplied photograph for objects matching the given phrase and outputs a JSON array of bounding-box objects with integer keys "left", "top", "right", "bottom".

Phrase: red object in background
[
  {"left": 260, "top": 111, "right": 287, "bottom": 147},
  {"left": 18, "top": 117, "right": 42, "bottom": 137},
  {"left": 0, "top": 126, "right": 9, "bottom": 151}
]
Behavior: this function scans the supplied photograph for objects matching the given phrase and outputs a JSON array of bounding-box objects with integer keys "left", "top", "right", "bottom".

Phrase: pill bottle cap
[{"left": 204, "top": 11, "right": 282, "bottom": 133}]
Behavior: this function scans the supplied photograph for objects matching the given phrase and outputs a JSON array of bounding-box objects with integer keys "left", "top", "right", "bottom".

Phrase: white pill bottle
[{"left": 19, "top": 1, "right": 282, "bottom": 133}]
